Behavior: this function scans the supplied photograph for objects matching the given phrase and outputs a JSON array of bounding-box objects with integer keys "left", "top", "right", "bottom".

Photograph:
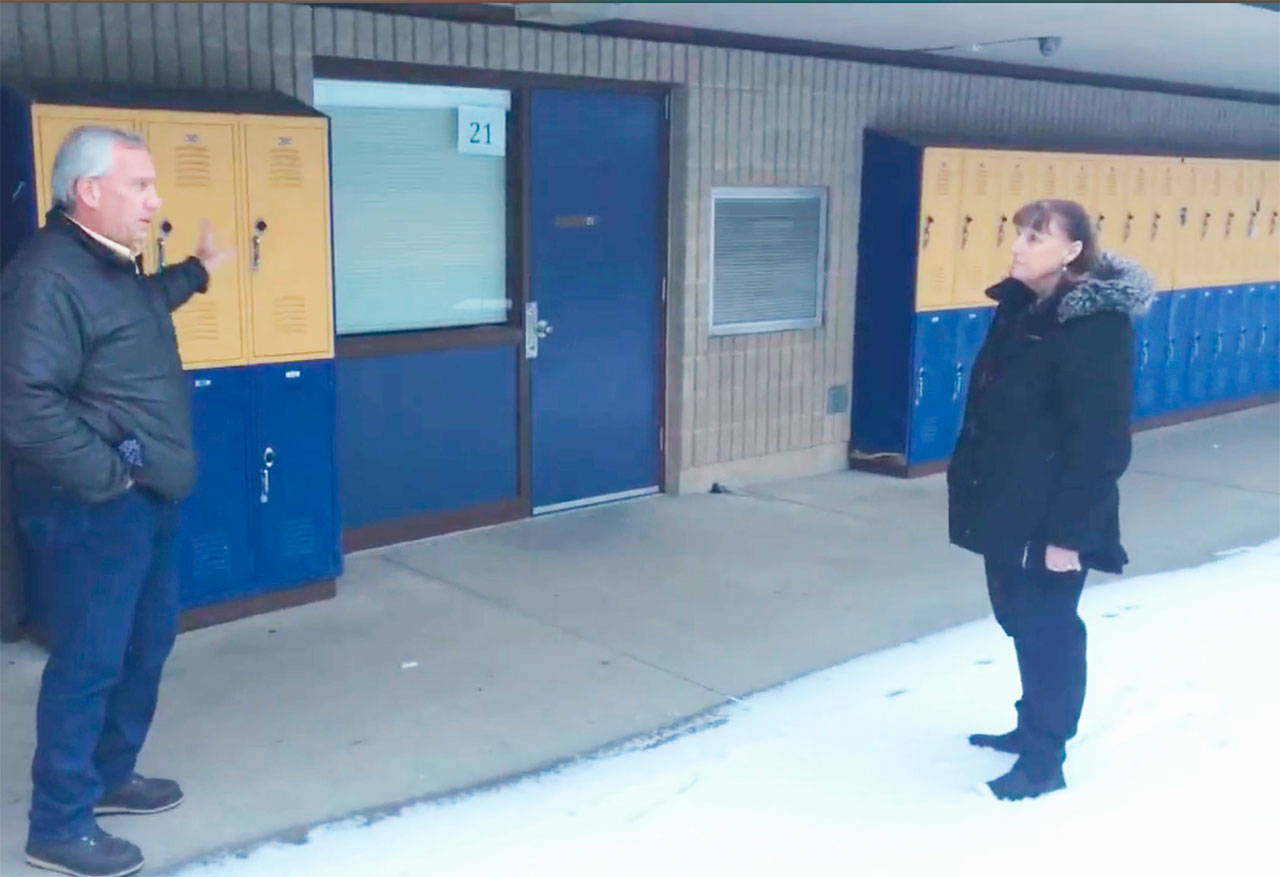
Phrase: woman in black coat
[{"left": 947, "top": 199, "right": 1154, "bottom": 800}]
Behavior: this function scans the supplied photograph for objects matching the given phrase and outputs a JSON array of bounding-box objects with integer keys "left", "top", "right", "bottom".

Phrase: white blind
[
  {"left": 711, "top": 190, "right": 826, "bottom": 334},
  {"left": 322, "top": 100, "right": 508, "bottom": 334}
]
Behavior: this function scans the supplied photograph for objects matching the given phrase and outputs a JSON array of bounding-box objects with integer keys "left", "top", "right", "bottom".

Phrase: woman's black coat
[{"left": 947, "top": 254, "right": 1155, "bottom": 574}]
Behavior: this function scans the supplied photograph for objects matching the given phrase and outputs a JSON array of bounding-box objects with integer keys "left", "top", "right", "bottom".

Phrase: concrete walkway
[{"left": 2, "top": 405, "right": 1277, "bottom": 874}]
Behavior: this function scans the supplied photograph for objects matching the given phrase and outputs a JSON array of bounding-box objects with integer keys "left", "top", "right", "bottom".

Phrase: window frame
[{"left": 708, "top": 186, "right": 828, "bottom": 337}]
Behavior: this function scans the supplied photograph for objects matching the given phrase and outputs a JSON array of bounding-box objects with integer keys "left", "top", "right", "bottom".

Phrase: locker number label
[{"left": 457, "top": 106, "right": 505, "bottom": 157}]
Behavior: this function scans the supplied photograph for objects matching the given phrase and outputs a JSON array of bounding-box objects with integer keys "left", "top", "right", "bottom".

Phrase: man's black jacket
[{"left": 2, "top": 210, "right": 208, "bottom": 502}]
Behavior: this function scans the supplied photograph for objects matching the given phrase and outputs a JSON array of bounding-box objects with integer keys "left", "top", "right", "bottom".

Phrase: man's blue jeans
[{"left": 15, "top": 480, "right": 179, "bottom": 843}]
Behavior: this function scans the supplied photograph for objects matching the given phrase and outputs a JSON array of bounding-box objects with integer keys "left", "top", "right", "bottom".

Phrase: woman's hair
[{"left": 1012, "top": 199, "right": 1100, "bottom": 277}]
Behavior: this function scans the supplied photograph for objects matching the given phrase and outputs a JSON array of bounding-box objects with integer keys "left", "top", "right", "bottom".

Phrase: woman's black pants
[{"left": 984, "top": 556, "right": 1088, "bottom": 766}]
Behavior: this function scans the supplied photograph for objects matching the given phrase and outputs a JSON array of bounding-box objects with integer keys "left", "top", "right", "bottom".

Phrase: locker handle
[
  {"left": 996, "top": 215, "right": 1007, "bottom": 247},
  {"left": 1223, "top": 211, "right": 1234, "bottom": 239},
  {"left": 1178, "top": 207, "right": 1188, "bottom": 227},
  {"left": 921, "top": 216, "right": 933, "bottom": 250},
  {"left": 915, "top": 367, "right": 925, "bottom": 405},
  {"left": 1095, "top": 213, "right": 1104, "bottom": 236},
  {"left": 1200, "top": 211, "right": 1212, "bottom": 239},
  {"left": 1151, "top": 212, "right": 1161, "bottom": 241},
  {"left": 1139, "top": 339, "right": 1149, "bottom": 368},
  {"left": 1238, "top": 328, "right": 1247, "bottom": 354},
  {"left": 1213, "top": 332, "right": 1223, "bottom": 356},
  {"left": 156, "top": 219, "right": 172, "bottom": 270},
  {"left": 260, "top": 446, "right": 275, "bottom": 504},
  {"left": 1122, "top": 213, "right": 1133, "bottom": 243},
  {"left": 251, "top": 219, "right": 268, "bottom": 272},
  {"left": 952, "top": 364, "right": 964, "bottom": 401},
  {"left": 960, "top": 215, "right": 972, "bottom": 249},
  {"left": 1165, "top": 338, "right": 1176, "bottom": 362},
  {"left": 1191, "top": 333, "right": 1200, "bottom": 357},
  {"left": 1270, "top": 211, "right": 1278, "bottom": 237}
]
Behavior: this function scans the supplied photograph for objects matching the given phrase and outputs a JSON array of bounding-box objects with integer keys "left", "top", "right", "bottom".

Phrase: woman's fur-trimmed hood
[{"left": 1056, "top": 252, "right": 1156, "bottom": 323}]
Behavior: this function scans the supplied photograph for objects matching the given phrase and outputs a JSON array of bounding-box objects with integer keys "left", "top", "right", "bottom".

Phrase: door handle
[{"left": 251, "top": 219, "right": 268, "bottom": 272}]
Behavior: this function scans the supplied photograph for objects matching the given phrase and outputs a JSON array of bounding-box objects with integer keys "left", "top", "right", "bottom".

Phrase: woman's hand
[{"left": 1045, "top": 544, "right": 1082, "bottom": 572}]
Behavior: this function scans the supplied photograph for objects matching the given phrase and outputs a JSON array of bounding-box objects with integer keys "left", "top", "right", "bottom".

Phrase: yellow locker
[
  {"left": 1173, "top": 158, "right": 1210, "bottom": 290},
  {"left": 1221, "top": 160, "right": 1258, "bottom": 286},
  {"left": 1257, "top": 162, "right": 1280, "bottom": 281},
  {"left": 31, "top": 105, "right": 140, "bottom": 220},
  {"left": 1033, "top": 152, "right": 1068, "bottom": 200},
  {"left": 1062, "top": 154, "right": 1098, "bottom": 212},
  {"left": 142, "top": 113, "right": 247, "bottom": 369},
  {"left": 953, "top": 151, "right": 1005, "bottom": 306},
  {"left": 914, "top": 148, "right": 964, "bottom": 310},
  {"left": 994, "top": 151, "right": 1039, "bottom": 271},
  {"left": 1092, "top": 157, "right": 1130, "bottom": 258},
  {"left": 241, "top": 116, "right": 334, "bottom": 360},
  {"left": 1148, "top": 158, "right": 1183, "bottom": 291},
  {"left": 1200, "top": 160, "right": 1230, "bottom": 286}
]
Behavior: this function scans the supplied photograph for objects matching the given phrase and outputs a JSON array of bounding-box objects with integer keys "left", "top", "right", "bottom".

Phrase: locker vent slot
[
  {"left": 268, "top": 147, "right": 304, "bottom": 187},
  {"left": 934, "top": 164, "right": 952, "bottom": 197},
  {"left": 192, "top": 533, "right": 231, "bottom": 576},
  {"left": 1044, "top": 167, "right": 1058, "bottom": 194},
  {"left": 1132, "top": 168, "right": 1147, "bottom": 197},
  {"left": 174, "top": 145, "right": 212, "bottom": 187},
  {"left": 273, "top": 295, "right": 308, "bottom": 335},
  {"left": 1103, "top": 169, "right": 1119, "bottom": 197},
  {"left": 973, "top": 165, "right": 990, "bottom": 196},
  {"left": 281, "top": 520, "right": 318, "bottom": 558},
  {"left": 1007, "top": 165, "right": 1025, "bottom": 197},
  {"left": 176, "top": 299, "right": 220, "bottom": 341}
]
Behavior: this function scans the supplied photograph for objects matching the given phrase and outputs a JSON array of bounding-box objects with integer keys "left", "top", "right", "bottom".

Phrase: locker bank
[{"left": 0, "top": 3, "right": 1277, "bottom": 640}]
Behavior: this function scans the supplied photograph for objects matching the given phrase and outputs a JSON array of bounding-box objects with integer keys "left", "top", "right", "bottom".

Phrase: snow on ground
[{"left": 179, "top": 541, "right": 1280, "bottom": 877}]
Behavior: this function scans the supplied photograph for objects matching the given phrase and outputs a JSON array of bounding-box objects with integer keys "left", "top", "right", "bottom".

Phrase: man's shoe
[
  {"left": 94, "top": 774, "right": 183, "bottom": 816},
  {"left": 24, "top": 828, "right": 143, "bottom": 877},
  {"left": 968, "top": 729, "right": 1024, "bottom": 754},
  {"left": 986, "top": 757, "right": 1066, "bottom": 801}
]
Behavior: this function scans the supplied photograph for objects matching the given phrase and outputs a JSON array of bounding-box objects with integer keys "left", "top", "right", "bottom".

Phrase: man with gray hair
[{"left": 2, "top": 125, "right": 230, "bottom": 877}]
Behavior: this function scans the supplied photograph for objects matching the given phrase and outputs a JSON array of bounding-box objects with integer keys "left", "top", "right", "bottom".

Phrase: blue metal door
[
  {"left": 1186, "top": 288, "right": 1218, "bottom": 406},
  {"left": 176, "top": 368, "right": 253, "bottom": 608},
  {"left": 1264, "top": 282, "right": 1280, "bottom": 392},
  {"left": 250, "top": 361, "right": 341, "bottom": 592},
  {"left": 528, "top": 89, "right": 664, "bottom": 512},
  {"left": 908, "top": 311, "right": 958, "bottom": 463},
  {"left": 1134, "top": 293, "right": 1171, "bottom": 419},
  {"left": 1162, "top": 290, "right": 1197, "bottom": 411},
  {"left": 1213, "top": 287, "right": 1243, "bottom": 400},
  {"left": 1239, "top": 284, "right": 1265, "bottom": 395},
  {"left": 952, "top": 308, "right": 991, "bottom": 447}
]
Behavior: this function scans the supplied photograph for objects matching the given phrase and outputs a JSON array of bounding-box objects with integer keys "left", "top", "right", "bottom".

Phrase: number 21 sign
[{"left": 457, "top": 106, "right": 505, "bottom": 157}]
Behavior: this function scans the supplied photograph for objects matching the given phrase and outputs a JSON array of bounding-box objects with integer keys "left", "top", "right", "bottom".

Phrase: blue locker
[
  {"left": 1185, "top": 288, "right": 1219, "bottom": 407},
  {"left": 177, "top": 369, "right": 254, "bottom": 608},
  {"left": 1264, "top": 282, "right": 1280, "bottom": 392},
  {"left": 953, "top": 308, "right": 992, "bottom": 437},
  {"left": 250, "top": 361, "right": 341, "bottom": 592},
  {"left": 1134, "top": 292, "right": 1171, "bottom": 419},
  {"left": 1211, "top": 287, "right": 1242, "bottom": 400},
  {"left": 1232, "top": 285, "right": 1262, "bottom": 397},
  {"left": 1162, "top": 290, "right": 1198, "bottom": 411},
  {"left": 908, "top": 311, "right": 959, "bottom": 463}
]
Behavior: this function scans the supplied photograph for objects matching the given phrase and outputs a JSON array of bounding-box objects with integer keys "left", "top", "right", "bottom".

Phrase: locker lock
[
  {"left": 252, "top": 219, "right": 268, "bottom": 272},
  {"left": 156, "top": 219, "right": 173, "bottom": 269}
]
